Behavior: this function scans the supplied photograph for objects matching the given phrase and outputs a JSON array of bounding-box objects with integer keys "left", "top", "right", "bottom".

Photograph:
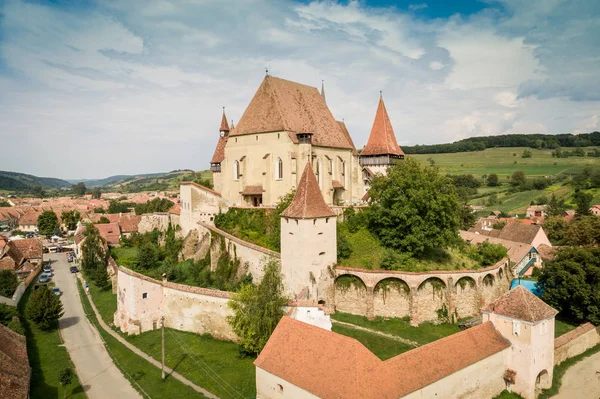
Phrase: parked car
[
  {"left": 38, "top": 275, "right": 50, "bottom": 283},
  {"left": 43, "top": 265, "right": 52, "bottom": 272},
  {"left": 41, "top": 271, "right": 53, "bottom": 279},
  {"left": 52, "top": 287, "right": 61, "bottom": 296},
  {"left": 70, "top": 266, "right": 79, "bottom": 273}
]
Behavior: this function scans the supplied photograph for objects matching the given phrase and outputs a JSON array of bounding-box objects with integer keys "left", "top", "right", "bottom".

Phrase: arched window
[
  {"left": 275, "top": 157, "right": 283, "bottom": 180},
  {"left": 233, "top": 160, "right": 240, "bottom": 180},
  {"left": 317, "top": 160, "right": 322, "bottom": 187}
]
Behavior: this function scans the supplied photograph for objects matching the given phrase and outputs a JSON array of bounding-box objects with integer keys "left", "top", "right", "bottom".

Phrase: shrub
[
  {"left": 26, "top": 287, "right": 64, "bottom": 330},
  {"left": 0, "top": 270, "right": 18, "bottom": 297}
]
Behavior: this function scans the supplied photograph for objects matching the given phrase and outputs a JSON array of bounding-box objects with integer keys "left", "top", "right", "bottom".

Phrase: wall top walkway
[
  {"left": 554, "top": 322, "right": 597, "bottom": 349},
  {"left": 197, "top": 221, "right": 281, "bottom": 259},
  {"left": 337, "top": 258, "right": 508, "bottom": 276}
]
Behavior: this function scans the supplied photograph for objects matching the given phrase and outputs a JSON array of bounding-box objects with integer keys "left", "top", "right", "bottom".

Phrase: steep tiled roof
[
  {"left": 11, "top": 238, "right": 43, "bottom": 260},
  {"left": 74, "top": 224, "right": 86, "bottom": 245},
  {"left": 118, "top": 214, "right": 141, "bottom": 234},
  {"left": 470, "top": 220, "right": 545, "bottom": 246},
  {"left": 0, "top": 257, "right": 16, "bottom": 271},
  {"left": 337, "top": 121, "right": 358, "bottom": 155},
  {"left": 240, "top": 185, "right": 264, "bottom": 196},
  {"left": 95, "top": 223, "right": 121, "bottom": 245},
  {"left": 361, "top": 96, "right": 404, "bottom": 157},
  {"left": 281, "top": 163, "right": 335, "bottom": 219},
  {"left": 168, "top": 204, "right": 180, "bottom": 215},
  {"left": 0, "top": 323, "right": 30, "bottom": 399},
  {"left": 231, "top": 76, "right": 354, "bottom": 150},
  {"left": 332, "top": 180, "right": 344, "bottom": 189},
  {"left": 483, "top": 285, "right": 558, "bottom": 323},
  {"left": 255, "top": 317, "right": 510, "bottom": 399},
  {"left": 18, "top": 211, "right": 41, "bottom": 226},
  {"left": 219, "top": 110, "right": 229, "bottom": 132},
  {"left": 210, "top": 136, "right": 228, "bottom": 164},
  {"left": 459, "top": 231, "right": 533, "bottom": 264}
]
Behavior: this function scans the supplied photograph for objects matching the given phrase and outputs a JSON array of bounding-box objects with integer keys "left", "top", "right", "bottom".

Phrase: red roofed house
[
  {"left": 18, "top": 210, "right": 42, "bottom": 233},
  {"left": 256, "top": 286, "right": 558, "bottom": 399},
  {"left": 359, "top": 93, "right": 405, "bottom": 190},
  {"left": 95, "top": 223, "right": 121, "bottom": 246},
  {"left": 0, "top": 238, "right": 43, "bottom": 279},
  {"left": 591, "top": 204, "right": 600, "bottom": 216}
]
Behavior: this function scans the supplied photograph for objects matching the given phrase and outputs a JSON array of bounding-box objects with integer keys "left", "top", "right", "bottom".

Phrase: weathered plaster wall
[
  {"left": 180, "top": 182, "right": 229, "bottom": 235},
  {"left": 554, "top": 323, "right": 600, "bottom": 365},
  {"left": 256, "top": 368, "right": 321, "bottom": 399},
  {"left": 138, "top": 213, "right": 171, "bottom": 234},
  {"left": 373, "top": 279, "right": 410, "bottom": 319},
  {"left": 334, "top": 258, "right": 511, "bottom": 325}
]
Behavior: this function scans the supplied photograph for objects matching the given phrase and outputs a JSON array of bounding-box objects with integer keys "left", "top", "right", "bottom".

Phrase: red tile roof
[
  {"left": 210, "top": 136, "right": 228, "bottom": 164},
  {"left": 95, "top": 223, "right": 121, "bottom": 245},
  {"left": 11, "top": 238, "right": 43, "bottom": 260},
  {"left": 0, "top": 257, "right": 16, "bottom": 271},
  {"left": 118, "top": 214, "right": 141, "bottom": 234},
  {"left": 240, "top": 185, "right": 264, "bottom": 196},
  {"left": 361, "top": 96, "right": 404, "bottom": 157},
  {"left": 483, "top": 285, "right": 558, "bottom": 323},
  {"left": 332, "top": 180, "right": 344, "bottom": 189},
  {"left": 0, "top": 323, "right": 30, "bottom": 399},
  {"left": 168, "top": 204, "right": 180, "bottom": 215},
  {"left": 470, "top": 220, "right": 545, "bottom": 245},
  {"left": 281, "top": 163, "right": 336, "bottom": 219},
  {"left": 18, "top": 211, "right": 41, "bottom": 226},
  {"left": 180, "top": 181, "right": 222, "bottom": 197},
  {"left": 255, "top": 317, "right": 510, "bottom": 399},
  {"left": 337, "top": 121, "right": 358, "bottom": 155},
  {"left": 220, "top": 110, "right": 230, "bottom": 132},
  {"left": 230, "top": 76, "right": 354, "bottom": 150}
]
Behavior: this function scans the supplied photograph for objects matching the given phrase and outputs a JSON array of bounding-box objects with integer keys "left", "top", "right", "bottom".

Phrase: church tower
[
  {"left": 359, "top": 93, "right": 404, "bottom": 189},
  {"left": 280, "top": 162, "right": 337, "bottom": 302},
  {"left": 210, "top": 108, "right": 230, "bottom": 194}
]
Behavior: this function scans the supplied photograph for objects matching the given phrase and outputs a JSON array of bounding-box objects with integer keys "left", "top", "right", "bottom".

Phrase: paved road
[
  {"left": 49, "top": 253, "right": 141, "bottom": 399},
  {"left": 553, "top": 350, "right": 600, "bottom": 399}
]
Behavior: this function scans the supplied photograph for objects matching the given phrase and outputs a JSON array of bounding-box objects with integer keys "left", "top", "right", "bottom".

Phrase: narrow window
[
  {"left": 234, "top": 160, "right": 240, "bottom": 180},
  {"left": 319, "top": 252, "right": 325, "bottom": 256},
  {"left": 512, "top": 320, "right": 520, "bottom": 336},
  {"left": 256, "top": 135, "right": 258, "bottom": 141},
  {"left": 142, "top": 293, "right": 148, "bottom": 299},
  {"left": 277, "top": 133, "right": 280, "bottom": 139},
  {"left": 275, "top": 157, "right": 283, "bottom": 180}
]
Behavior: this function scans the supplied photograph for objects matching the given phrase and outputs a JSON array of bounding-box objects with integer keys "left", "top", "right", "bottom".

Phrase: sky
[{"left": 0, "top": 0, "right": 599, "bottom": 179}]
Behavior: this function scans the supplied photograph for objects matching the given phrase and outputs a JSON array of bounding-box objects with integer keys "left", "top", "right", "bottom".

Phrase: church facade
[{"left": 209, "top": 75, "right": 404, "bottom": 207}]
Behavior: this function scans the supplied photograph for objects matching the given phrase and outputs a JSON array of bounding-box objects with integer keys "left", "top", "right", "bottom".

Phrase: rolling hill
[{"left": 0, "top": 171, "right": 71, "bottom": 191}]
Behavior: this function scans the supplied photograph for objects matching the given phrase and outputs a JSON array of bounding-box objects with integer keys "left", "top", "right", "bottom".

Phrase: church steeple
[
  {"left": 220, "top": 107, "right": 230, "bottom": 134},
  {"left": 360, "top": 94, "right": 403, "bottom": 157},
  {"left": 320, "top": 80, "right": 326, "bottom": 105}
]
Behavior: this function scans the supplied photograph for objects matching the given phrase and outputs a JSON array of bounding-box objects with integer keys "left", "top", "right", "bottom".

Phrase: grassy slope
[
  {"left": 76, "top": 280, "right": 204, "bottom": 399},
  {"left": 411, "top": 147, "right": 599, "bottom": 177},
  {"left": 554, "top": 318, "right": 578, "bottom": 338},
  {"left": 18, "top": 287, "right": 86, "bottom": 399},
  {"left": 331, "top": 323, "right": 415, "bottom": 360}
]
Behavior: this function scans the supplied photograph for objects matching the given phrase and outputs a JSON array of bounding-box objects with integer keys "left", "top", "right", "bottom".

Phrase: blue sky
[{"left": 0, "top": 0, "right": 599, "bottom": 179}]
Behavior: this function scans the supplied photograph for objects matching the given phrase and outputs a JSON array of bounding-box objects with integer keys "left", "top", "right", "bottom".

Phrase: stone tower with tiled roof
[
  {"left": 210, "top": 109, "right": 230, "bottom": 194},
  {"left": 280, "top": 163, "right": 337, "bottom": 302},
  {"left": 359, "top": 94, "right": 404, "bottom": 187},
  {"left": 482, "top": 285, "right": 557, "bottom": 399}
]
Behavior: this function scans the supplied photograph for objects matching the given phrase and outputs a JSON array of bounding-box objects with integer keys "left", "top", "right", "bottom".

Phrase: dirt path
[
  {"left": 331, "top": 320, "right": 420, "bottom": 347},
  {"left": 553, "top": 350, "right": 600, "bottom": 399}
]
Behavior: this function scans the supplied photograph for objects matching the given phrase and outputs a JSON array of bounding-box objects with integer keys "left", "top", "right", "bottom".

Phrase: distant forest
[{"left": 402, "top": 131, "right": 600, "bottom": 154}]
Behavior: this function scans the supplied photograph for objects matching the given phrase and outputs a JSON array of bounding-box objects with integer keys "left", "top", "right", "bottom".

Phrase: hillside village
[{"left": 1, "top": 74, "right": 600, "bottom": 399}]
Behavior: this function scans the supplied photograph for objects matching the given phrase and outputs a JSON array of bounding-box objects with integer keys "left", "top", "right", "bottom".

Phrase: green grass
[
  {"left": 87, "top": 281, "right": 117, "bottom": 326},
  {"left": 412, "top": 147, "right": 600, "bottom": 178},
  {"left": 538, "top": 342, "right": 600, "bottom": 399},
  {"left": 110, "top": 247, "right": 139, "bottom": 268},
  {"left": 331, "top": 312, "right": 461, "bottom": 346},
  {"left": 18, "top": 286, "right": 86, "bottom": 399},
  {"left": 76, "top": 279, "right": 206, "bottom": 399},
  {"left": 493, "top": 390, "right": 524, "bottom": 398},
  {"left": 554, "top": 318, "right": 579, "bottom": 338},
  {"left": 331, "top": 323, "right": 415, "bottom": 360}
]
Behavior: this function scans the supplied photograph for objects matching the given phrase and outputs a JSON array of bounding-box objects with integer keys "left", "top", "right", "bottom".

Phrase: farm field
[{"left": 411, "top": 147, "right": 600, "bottom": 178}]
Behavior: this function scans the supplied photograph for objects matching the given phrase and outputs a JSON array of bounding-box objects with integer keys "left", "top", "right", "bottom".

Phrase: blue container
[{"left": 510, "top": 279, "right": 543, "bottom": 297}]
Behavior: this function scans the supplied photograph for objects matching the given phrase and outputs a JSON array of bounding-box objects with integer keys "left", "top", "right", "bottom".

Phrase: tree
[
  {"left": 81, "top": 224, "right": 110, "bottom": 288},
  {"left": 90, "top": 188, "right": 102, "bottom": 199},
  {"left": 546, "top": 194, "right": 566, "bottom": 217},
  {"left": 521, "top": 150, "right": 532, "bottom": 158},
  {"left": 0, "top": 302, "right": 17, "bottom": 325},
  {"left": 538, "top": 247, "right": 600, "bottom": 325},
  {"left": 107, "top": 200, "right": 133, "bottom": 214},
  {"left": 227, "top": 260, "right": 287, "bottom": 354},
  {"left": 543, "top": 216, "right": 568, "bottom": 244},
  {"left": 573, "top": 190, "right": 593, "bottom": 217},
  {"left": 0, "top": 270, "right": 18, "bottom": 297},
  {"left": 366, "top": 159, "right": 460, "bottom": 256},
  {"left": 134, "top": 198, "right": 175, "bottom": 215},
  {"left": 26, "top": 286, "right": 64, "bottom": 330},
  {"left": 59, "top": 367, "right": 74, "bottom": 399},
  {"left": 97, "top": 216, "right": 110, "bottom": 224},
  {"left": 0, "top": 200, "right": 11, "bottom": 207},
  {"left": 37, "top": 210, "right": 59, "bottom": 236},
  {"left": 456, "top": 187, "right": 477, "bottom": 230},
  {"left": 71, "top": 182, "right": 87, "bottom": 196},
  {"left": 564, "top": 216, "right": 600, "bottom": 246},
  {"left": 136, "top": 242, "right": 157, "bottom": 270},
  {"left": 487, "top": 173, "right": 499, "bottom": 187},
  {"left": 61, "top": 210, "right": 81, "bottom": 231},
  {"left": 510, "top": 170, "right": 526, "bottom": 186}
]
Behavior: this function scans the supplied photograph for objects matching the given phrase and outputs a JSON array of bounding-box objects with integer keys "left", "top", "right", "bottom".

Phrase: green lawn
[
  {"left": 331, "top": 323, "right": 415, "bottom": 360},
  {"left": 18, "top": 287, "right": 86, "bottom": 399},
  {"left": 77, "top": 280, "right": 206, "bottom": 399},
  {"left": 87, "top": 281, "right": 117, "bottom": 326},
  {"left": 110, "top": 247, "right": 139, "bottom": 268},
  {"left": 555, "top": 318, "right": 579, "bottom": 338},
  {"left": 412, "top": 147, "right": 600, "bottom": 178},
  {"left": 331, "top": 312, "right": 461, "bottom": 346},
  {"left": 493, "top": 391, "right": 524, "bottom": 399}
]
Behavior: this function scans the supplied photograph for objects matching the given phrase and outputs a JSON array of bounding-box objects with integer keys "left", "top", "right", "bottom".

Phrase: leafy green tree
[
  {"left": 565, "top": 216, "right": 600, "bottom": 246},
  {"left": 26, "top": 287, "right": 64, "bottom": 330},
  {"left": 37, "top": 210, "right": 59, "bottom": 236},
  {"left": 521, "top": 150, "right": 532, "bottom": 158},
  {"left": 136, "top": 242, "right": 157, "bottom": 270},
  {"left": 366, "top": 158, "right": 460, "bottom": 256},
  {"left": 0, "top": 270, "right": 18, "bottom": 297},
  {"left": 93, "top": 207, "right": 106, "bottom": 214},
  {"left": 543, "top": 216, "right": 569, "bottom": 244},
  {"left": 134, "top": 198, "right": 175, "bottom": 215},
  {"left": 268, "top": 190, "right": 295, "bottom": 251},
  {"left": 0, "top": 200, "right": 10, "bottom": 207},
  {"left": 546, "top": 194, "right": 566, "bottom": 217},
  {"left": 0, "top": 302, "right": 17, "bottom": 325},
  {"left": 456, "top": 187, "right": 477, "bottom": 230},
  {"left": 90, "top": 188, "right": 102, "bottom": 199},
  {"left": 573, "top": 190, "right": 593, "bottom": 217},
  {"left": 59, "top": 367, "right": 74, "bottom": 399},
  {"left": 97, "top": 216, "right": 110, "bottom": 224},
  {"left": 81, "top": 224, "right": 110, "bottom": 288},
  {"left": 336, "top": 224, "right": 352, "bottom": 260},
  {"left": 464, "top": 242, "right": 508, "bottom": 266},
  {"left": 538, "top": 247, "right": 600, "bottom": 325},
  {"left": 227, "top": 260, "right": 287, "bottom": 354},
  {"left": 7, "top": 316, "right": 25, "bottom": 335},
  {"left": 107, "top": 200, "right": 134, "bottom": 214},
  {"left": 510, "top": 170, "right": 526, "bottom": 186},
  {"left": 61, "top": 210, "right": 81, "bottom": 231},
  {"left": 343, "top": 206, "right": 367, "bottom": 233},
  {"left": 71, "top": 182, "right": 87, "bottom": 196},
  {"left": 32, "top": 185, "right": 46, "bottom": 198},
  {"left": 487, "top": 192, "right": 499, "bottom": 206},
  {"left": 487, "top": 173, "right": 499, "bottom": 187}
]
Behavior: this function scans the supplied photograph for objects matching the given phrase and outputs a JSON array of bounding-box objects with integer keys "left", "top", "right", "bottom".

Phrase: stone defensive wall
[
  {"left": 334, "top": 258, "right": 511, "bottom": 325},
  {"left": 138, "top": 212, "right": 172, "bottom": 234},
  {"left": 114, "top": 265, "right": 237, "bottom": 340},
  {"left": 554, "top": 322, "right": 600, "bottom": 365},
  {"left": 183, "top": 222, "right": 280, "bottom": 283}
]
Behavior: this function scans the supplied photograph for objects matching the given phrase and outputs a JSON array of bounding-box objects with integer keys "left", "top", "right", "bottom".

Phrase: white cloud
[{"left": 0, "top": 0, "right": 598, "bottom": 179}]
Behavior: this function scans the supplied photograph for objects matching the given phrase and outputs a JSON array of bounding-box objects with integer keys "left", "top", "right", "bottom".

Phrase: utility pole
[{"left": 161, "top": 316, "right": 165, "bottom": 380}]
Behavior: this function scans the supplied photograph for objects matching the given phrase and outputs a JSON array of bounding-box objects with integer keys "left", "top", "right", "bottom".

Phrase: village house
[
  {"left": 0, "top": 238, "right": 43, "bottom": 279},
  {"left": 525, "top": 205, "right": 547, "bottom": 221},
  {"left": 469, "top": 219, "right": 552, "bottom": 249},
  {"left": 255, "top": 286, "right": 557, "bottom": 399},
  {"left": 0, "top": 323, "right": 30, "bottom": 399},
  {"left": 17, "top": 210, "right": 41, "bottom": 233},
  {"left": 591, "top": 204, "right": 600, "bottom": 216}
]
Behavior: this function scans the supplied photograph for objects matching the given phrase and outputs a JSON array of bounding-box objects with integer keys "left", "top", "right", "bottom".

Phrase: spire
[
  {"left": 360, "top": 95, "right": 404, "bottom": 157},
  {"left": 230, "top": 120, "right": 235, "bottom": 130},
  {"left": 220, "top": 107, "right": 229, "bottom": 132},
  {"left": 281, "top": 163, "right": 335, "bottom": 219},
  {"left": 321, "top": 80, "right": 326, "bottom": 105}
]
